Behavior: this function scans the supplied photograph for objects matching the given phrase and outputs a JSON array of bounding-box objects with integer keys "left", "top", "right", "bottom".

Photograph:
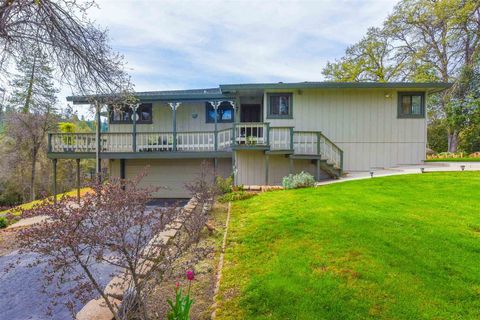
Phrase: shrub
[
  {"left": 218, "top": 191, "right": 256, "bottom": 203},
  {"left": 215, "top": 175, "right": 233, "bottom": 194},
  {"left": 0, "top": 216, "right": 7, "bottom": 228},
  {"left": 282, "top": 171, "right": 316, "bottom": 189}
]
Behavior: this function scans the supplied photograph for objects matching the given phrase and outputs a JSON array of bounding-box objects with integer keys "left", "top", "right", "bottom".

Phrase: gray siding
[{"left": 264, "top": 88, "right": 427, "bottom": 171}]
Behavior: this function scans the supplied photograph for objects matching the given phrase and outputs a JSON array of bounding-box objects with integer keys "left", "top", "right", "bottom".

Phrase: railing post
[
  {"left": 132, "top": 104, "right": 138, "bottom": 152},
  {"left": 232, "top": 123, "right": 236, "bottom": 146},
  {"left": 317, "top": 132, "right": 321, "bottom": 156},
  {"left": 265, "top": 123, "right": 270, "bottom": 146},
  {"left": 169, "top": 102, "right": 181, "bottom": 151}
]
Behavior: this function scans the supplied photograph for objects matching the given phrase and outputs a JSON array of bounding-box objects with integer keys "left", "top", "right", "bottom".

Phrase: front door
[{"left": 240, "top": 104, "right": 262, "bottom": 122}]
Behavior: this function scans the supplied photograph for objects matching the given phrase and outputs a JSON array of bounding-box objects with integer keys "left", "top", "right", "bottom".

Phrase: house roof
[
  {"left": 66, "top": 88, "right": 233, "bottom": 104},
  {"left": 66, "top": 82, "right": 451, "bottom": 104},
  {"left": 219, "top": 81, "right": 451, "bottom": 93}
]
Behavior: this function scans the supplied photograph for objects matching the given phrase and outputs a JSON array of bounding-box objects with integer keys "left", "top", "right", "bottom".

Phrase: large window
[
  {"left": 267, "top": 93, "right": 292, "bottom": 119},
  {"left": 398, "top": 92, "right": 425, "bottom": 118},
  {"left": 109, "top": 103, "right": 153, "bottom": 124},
  {"left": 206, "top": 101, "right": 234, "bottom": 123}
]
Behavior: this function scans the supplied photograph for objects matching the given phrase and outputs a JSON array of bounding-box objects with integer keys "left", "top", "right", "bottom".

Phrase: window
[
  {"left": 267, "top": 93, "right": 292, "bottom": 118},
  {"left": 109, "top": 103, "right": 153, "bottom": 124},
  {"left": 398, "top": 92, "right": 425, "bottom": 118},
  {"left": 205, "top": 101, "right": 234, "bottom": 123}
]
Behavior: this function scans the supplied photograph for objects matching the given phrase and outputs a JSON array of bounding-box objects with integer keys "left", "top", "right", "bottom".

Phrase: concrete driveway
[{"left": 0, "top": 201, "right": 182, "bottom": 320}]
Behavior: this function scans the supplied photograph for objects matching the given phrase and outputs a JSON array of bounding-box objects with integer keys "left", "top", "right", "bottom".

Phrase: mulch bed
[{"left": 147, "top": 202, "right": 228, "bottom": 319}]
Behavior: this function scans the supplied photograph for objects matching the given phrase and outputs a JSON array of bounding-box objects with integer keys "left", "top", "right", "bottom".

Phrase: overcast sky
[{"left": 68, "top": 0, "right": 398, "bottom": 117}]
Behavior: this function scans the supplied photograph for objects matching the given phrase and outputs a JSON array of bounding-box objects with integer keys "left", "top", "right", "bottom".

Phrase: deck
[{"left": 48, "top": 123, "right": 343, "bottom": 170}]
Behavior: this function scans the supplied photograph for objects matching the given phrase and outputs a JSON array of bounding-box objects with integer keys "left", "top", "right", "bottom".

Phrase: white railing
[
  {"left": 218, "top": 129, "right": 232, "bottom": 150},
  {"left": 293, "top": 132, "right": 318, "bottom": 155},
  {"left": 319, "top": 134, "right": 342, "bottom": 169},
  {"left": 269, "top": 127, "right": 292, "bottom": 150},
  {"left": 50, "top": 133, "right": 96, "bottom": 153},
  {"left": 101, "top": 132, "right": 133, "bottom": 152},
  {"left": 176, "top": 132, "right": 215, "bottom": 151},
  {"left": 234, "top": 122, "right": 267, "bottom": 145},
  {"left": 136, "top": 132, "right": 173, "bottom": 151}
]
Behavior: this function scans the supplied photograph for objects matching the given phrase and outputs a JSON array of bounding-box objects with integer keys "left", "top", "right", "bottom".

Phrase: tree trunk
[
  {"left": 447, "top": 131, "right": 459, "bottom": 153},
  {"left": 30, "top": 147, "right": 37, "bottom": 201}
]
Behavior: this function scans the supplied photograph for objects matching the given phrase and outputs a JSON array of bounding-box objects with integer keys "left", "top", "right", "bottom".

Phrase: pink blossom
[{"left": 186, "top": 270, "right": 195, "bottom": 281}]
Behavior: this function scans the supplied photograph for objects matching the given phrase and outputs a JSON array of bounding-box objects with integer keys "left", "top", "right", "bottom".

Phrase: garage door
[{"left": 124, "top": 159, "right": 231, "bottom": 198}]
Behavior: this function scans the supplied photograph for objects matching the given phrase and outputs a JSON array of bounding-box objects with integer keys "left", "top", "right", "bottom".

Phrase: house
[{"left": 50, "top": 82, "right": 449, "bottom": 198}]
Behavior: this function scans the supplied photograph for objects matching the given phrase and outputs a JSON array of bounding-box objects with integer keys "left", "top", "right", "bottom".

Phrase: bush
[
  {"left": 282, "top": 171, "right": 316, "bottom": 189},
  {"left": 218, "top": 191, "right": 256, "bottom": 203},
  {"left": 0, "top": 216, "right": 8, "bottom": 229},
  {"left": 215, "top": 175, "right": 233, "bottom": 194}
]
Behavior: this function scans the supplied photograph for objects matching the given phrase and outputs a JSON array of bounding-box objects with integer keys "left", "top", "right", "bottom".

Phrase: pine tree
[
  {"left": 8, "top": 50, "right": 58, "bottom": 114},
  {"left": 6, "top": 50, "right": 59, "bottom": 201}
]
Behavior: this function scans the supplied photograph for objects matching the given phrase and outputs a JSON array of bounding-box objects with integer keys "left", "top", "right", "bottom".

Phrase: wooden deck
[{"left": 48, "top": 123, "right": 343, "bottom": 170}]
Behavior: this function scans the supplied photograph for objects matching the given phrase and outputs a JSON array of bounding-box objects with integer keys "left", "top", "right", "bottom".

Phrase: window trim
[
  {"left": 266, "top": 93, "right": 293, "bottom": 119},
  {"left": 397, "top": 92, "right": 425, "bottom": 119},
  {"left": 205, "top": 102, "right": 235, "bottom": 123},
  {"left": 109, "top": 103, "right": 153, "bottom": 124}
]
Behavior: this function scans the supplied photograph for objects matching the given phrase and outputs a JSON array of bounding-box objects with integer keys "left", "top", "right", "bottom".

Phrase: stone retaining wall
[{"left": 76, "top": 197, "right": 205, "bottom": 320}]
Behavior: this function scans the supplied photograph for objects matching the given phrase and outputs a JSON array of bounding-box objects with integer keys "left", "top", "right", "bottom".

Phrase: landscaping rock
[{"left": 76, "top": 297, "right": 119, "bottom": 320}]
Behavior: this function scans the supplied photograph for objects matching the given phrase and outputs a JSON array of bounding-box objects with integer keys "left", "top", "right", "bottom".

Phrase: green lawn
[
  {"left": 0, "top": 187, "right": 92, "bottom": 216},
  {"left": 425, "top": 158, "right": 480, "bottom": 162},
  {"left": 216, "top": 172, "right": 480, "bottom": 320}
]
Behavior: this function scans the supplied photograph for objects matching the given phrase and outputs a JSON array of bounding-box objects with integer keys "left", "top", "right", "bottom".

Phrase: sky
[{"left": 67, "top": 0, "right": 399, "bottom": 118}]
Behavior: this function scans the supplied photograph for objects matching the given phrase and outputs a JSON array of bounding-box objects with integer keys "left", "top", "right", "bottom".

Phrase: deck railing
[
  {"left": 48, "top": 125, "right": 343, "bottom": 171},
  {"left": 233, "top": 122, "right": 268, "bottom": 146},
  {"left": 269, "top": 127, "right": 293, "bottom": 151}
]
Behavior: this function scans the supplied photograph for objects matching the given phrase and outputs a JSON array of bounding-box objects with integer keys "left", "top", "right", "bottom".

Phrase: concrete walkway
[{"left": 316, "top": 162, "right": 480, "bottom": 186}]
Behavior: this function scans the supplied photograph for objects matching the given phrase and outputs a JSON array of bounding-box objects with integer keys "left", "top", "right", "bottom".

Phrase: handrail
[{"left": 318, "top": 132, "right": 343, "bottom": 172}]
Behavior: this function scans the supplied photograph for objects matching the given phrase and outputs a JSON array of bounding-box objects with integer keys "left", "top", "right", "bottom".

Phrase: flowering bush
[
  {"left": 282, "top": 171, "right": 316, "bottom": 189},
  {"left": 167, "top": 270, "right": 195, "bottom": 320},
  {"left": 427, "top": 152, "right": 480, "bottom": 160}
]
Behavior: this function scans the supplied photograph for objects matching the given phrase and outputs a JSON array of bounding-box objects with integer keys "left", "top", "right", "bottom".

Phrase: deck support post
[
  {"left": 233, "top": 150, "right": 238, "bottom": 186},
  {"left": 265, "top": 154, "right": 269, "bottom": 185},
  {"left": 289, "top": 157, "right": 294, "bottom": 175},
  {"left": 132, "top": 104, "right": 138, "bottom": 152},
  {"left": 95, "top": 101, "right": 102, "bottom": 183},
  {"left": 120, "top": 159, "right": 126, "bottom": 190},
  {"left": 52, "top": 158, "right": 57, "bottom": 204},
  {"left": 316, "top": 159, "right": 321, "bottom": 181},
  {"left": 76, "top": 158, "right": 81, "bottom": 203},
  {"left": 214, "top": 158, "right": 218, "bottom": 176},
  {"left": 169, "top": 102, "right": 181, "bottom": 151}
]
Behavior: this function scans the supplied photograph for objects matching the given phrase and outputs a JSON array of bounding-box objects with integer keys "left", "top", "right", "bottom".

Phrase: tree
[
  {"left": 384, "top": 0, "right": 480, "bottom": 152},
  {"left": 5, "top": 49, "right": 58, "bottom": 201},
  {"left": 9, "top": 166, "right": 218, "bottom": 319},
  {"left": 323, "top": 27, "right": 405, "bottom": 82},
  {"left": 0, "top": 0, "right": 132, "bottom": 96},
  {"left": 323, "top": 0, "right": 480, "bottom": 152}
]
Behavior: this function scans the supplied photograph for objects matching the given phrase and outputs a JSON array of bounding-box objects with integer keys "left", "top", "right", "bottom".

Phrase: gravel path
[{"left": 0, "top": 200, "right": 186, "bottom": 320}]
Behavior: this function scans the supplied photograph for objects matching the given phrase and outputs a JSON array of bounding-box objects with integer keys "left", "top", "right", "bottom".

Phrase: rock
[{"left": 76, "top": 297, "right": 120, "bottom": 320}]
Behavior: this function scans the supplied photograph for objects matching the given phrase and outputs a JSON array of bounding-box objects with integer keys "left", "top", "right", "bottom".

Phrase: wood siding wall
[
  {"left": 109, "top": 102, "right": 233, "bottom": 133},
  {"left": 264, "top": 88, "right": 427, "bottom": 171}
]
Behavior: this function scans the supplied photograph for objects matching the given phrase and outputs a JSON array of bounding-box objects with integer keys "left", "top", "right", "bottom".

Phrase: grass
[
  {"left": 0, "top": 188, "right": 92, "bottom": 217},
  {"left": 216, "top": 172, "right": 480, "bottom": 320},
  {"left": 425, "top": 157, "right": 480, "bottom": 162}
]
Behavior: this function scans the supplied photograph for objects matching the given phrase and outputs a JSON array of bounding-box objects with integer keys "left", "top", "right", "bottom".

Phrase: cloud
[{"left": 68, "top": 0, "right": 398, "bottom": 116}]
